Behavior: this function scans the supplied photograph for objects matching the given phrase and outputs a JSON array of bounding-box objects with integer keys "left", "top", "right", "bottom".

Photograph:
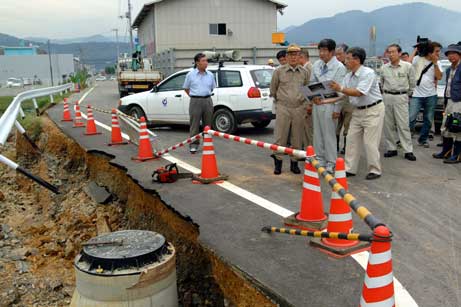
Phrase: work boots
[
  {"left": 444, "top": 141, "right": 461, "bottom": 164},
  {"left": 271, "top": 154, "right": 283, "bottom": 175},
  {"left": 290, "top": 161, "right": 301, "bottom": 174},
  {"left": 432, "top": 137, "right": 453, "bottom": 159}
]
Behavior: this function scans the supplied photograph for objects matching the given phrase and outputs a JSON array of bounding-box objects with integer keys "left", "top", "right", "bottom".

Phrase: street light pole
[
  {"left": 127, "top": 0, "right": 134, "bottom": 52},
  {"left": 112, "top": 28, "right": 120, "bottom": 62},
  {"left": 47, "top": 40, "right": 54, "bottom": 86}
]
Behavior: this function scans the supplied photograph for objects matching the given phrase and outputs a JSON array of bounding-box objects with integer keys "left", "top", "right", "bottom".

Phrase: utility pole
[
  {"left": 47, "top": 40, "right": 54, "bottom": 86},
  {"left": 127, "top": 0, "right": 134, "bottom": 52},
  {"left": 112, "top": 28, "right": 120, "bottom": 62}
]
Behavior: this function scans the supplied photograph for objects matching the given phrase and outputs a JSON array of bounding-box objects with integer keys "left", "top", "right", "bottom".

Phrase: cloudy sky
[{"left": 1, "top": 0, "right": 460, "bottom": 39}]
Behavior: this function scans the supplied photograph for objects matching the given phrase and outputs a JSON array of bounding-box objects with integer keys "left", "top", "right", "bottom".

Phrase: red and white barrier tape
[
  {"left": 156, "top": 134, "right": 202, "bottom": 156},
  {"left": 204, "top": 127, "right": 306, "bottom": 159}
]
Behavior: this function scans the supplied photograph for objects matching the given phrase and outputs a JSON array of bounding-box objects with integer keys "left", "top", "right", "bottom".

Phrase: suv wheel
[
  {"left": 251, "top": 120, "right": 271, "bottom": 128},
  {"left": 129, "top": 105, "right": 146, "bottom": 120},
  {"left": 212, "top": 109, "right": 237, "bottom": 134}
]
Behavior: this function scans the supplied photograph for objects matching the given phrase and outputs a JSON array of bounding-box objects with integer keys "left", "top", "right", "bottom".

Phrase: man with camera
[
  {"left": 408, "top": 38, "right": 443, "bottom": 148},
  {"left": 381, "top": 44, "right": 417, "bottom": 161},
  {"left": 433, "top": 43, "right": 461, "bottom": 164}
]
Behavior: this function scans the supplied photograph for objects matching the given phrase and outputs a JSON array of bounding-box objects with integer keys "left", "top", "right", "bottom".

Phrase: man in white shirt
[
  {"left": 330, "top": 47, "right": 384, "bottom": 180},
  {"left": 408, "top": 42, "right": 443, "bottom": 147}
]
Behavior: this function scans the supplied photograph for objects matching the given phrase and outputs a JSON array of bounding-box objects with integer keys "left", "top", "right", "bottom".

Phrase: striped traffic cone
[
  {"left": 108, "top": 109, "right": 128, "bottom": 146},
  {"left": 73, "top": 102, "right": 85, "bottom": 128},
  {"left": 193, "top": 126, "right": 227, "bottom": 184},
  {"left": 310, "top": 158, "right": 370, "bottom": 257},
  {"left": 360, "top": 226, "right": 395, "bottom": 307},
  {"left": 132, "top": 116, "right": 155, "bottom": 161},
  {"left": 61, "top": 98, "right": 72, "bottom": 122},
  {"left": 84, "top": 105, "right": 101, "bottom": 135},
  {"left": 284, "top": 146, "right": 327, "bottom": 231}
]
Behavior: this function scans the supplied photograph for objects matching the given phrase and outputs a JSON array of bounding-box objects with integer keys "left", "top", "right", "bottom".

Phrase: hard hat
[
  {"left": 287, "top": 44, "right": 301, "bottom": 53},
  {"left": 268, "top": 59, "right": 274, "bottom": 64}
]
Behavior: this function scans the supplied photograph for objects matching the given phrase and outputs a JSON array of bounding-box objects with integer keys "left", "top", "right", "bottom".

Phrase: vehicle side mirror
[{"left": 152, "top": 85, "right": 158, "bottom": 92}]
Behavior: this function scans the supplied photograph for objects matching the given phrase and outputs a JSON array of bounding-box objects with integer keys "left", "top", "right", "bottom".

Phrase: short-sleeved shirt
[
  {"left": 342, "top": 65, "right": 383, "bottom": 107},
  {"left": 183, "top": 68, "right": 216, "bottom": 96},
  {"left": 311, "top": 57, "right": 347, "bottom": 112},
  {"left": 380, "top": 60, "right": 416, "bottom": 93},
  {"left": 270, "top": 64, "right": 310, "bottom": 108},
  {"left": 412, "top": 56, "right": 442, "bottom": 98}
]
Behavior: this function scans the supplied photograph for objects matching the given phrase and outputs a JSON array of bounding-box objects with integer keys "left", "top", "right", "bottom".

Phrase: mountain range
[
  {"left": 0, "top": 33, "right": 130, "bottom": 70},
  {"left": 285, "top": 2, "right": 461, "bottom": 55}
]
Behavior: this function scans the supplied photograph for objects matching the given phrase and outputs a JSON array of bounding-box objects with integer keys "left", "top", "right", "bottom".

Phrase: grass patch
[
  {"left": 0, "top": 91, "right": 71, "bottom": 116},
  {"left": 19, "top": 115, "right": 43, "bottom": 141}
]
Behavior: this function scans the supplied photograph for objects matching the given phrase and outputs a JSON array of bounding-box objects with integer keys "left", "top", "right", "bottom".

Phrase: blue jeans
[{"left": 409, "top": 95, "right": 437, "bottom": 143}]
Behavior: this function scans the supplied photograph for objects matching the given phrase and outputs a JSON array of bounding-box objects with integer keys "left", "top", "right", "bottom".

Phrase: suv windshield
[{"left": 250, "top": 69, "right": 273, "bottom": 89}]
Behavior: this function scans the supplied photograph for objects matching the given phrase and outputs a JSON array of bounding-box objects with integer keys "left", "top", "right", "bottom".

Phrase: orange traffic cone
[
  {"left": 73, "top": 102, "right": 85, "bottom": 128},
  {"left": 61, "top": 98, "right": 72, "bottom": 122},
  {"left": 284, "top": 146, "right": 327, "bottom": 231},
  {"left": 84, "top": 105, "right": 101, "bottom": 135},
  {"left": 310, "top": 158, "right": 370, "bottom": 257},
  {"left": 193, "top": 126, "right": 228, "bottom": 184},
  {"left": 132, "top": 116, "right": 155, "bottom": 161},
  {"left": 360, "top": 226, "right": 395, "bottom": 307},
  {"left": 108, "top": 109, "right": 128, "bottom": 146}
]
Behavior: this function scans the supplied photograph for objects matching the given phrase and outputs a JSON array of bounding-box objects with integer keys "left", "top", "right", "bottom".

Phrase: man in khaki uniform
[
  {"left": 381, "top": 44, "right": 417, "bottom": 161},
  {"left": 335, "top": 44, "right": 354, "bottom": 154},
  {"left": 299, "top": 48, "right": 313, "bottom": 147},
  {"left": 270, "top": 44, "right": 310, "bottom": 175}
]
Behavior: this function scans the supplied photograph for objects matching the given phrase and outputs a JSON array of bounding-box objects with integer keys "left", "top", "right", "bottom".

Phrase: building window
[{"left": 209, "top": 23, "right": 227, "bottom": 35}]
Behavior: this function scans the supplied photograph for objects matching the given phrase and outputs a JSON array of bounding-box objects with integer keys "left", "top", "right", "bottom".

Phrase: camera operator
[
  {"left": 433, "top": 43, "right": 461, "bottom": 163},
  {"left": 408, "top": 39, "right": 443, "bottom": 148}
]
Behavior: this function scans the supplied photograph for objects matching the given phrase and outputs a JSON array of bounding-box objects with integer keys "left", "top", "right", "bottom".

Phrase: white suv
[{"left": 118, "top": 64, "right": 275, "bottom": 133}]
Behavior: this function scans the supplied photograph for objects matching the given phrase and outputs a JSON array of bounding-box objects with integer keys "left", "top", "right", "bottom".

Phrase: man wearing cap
[
  {"left": 381, "top": 44, "right": 417, "bottom": 161},
  {"left": 330, "top": 47, "right": 385, "bottom": 180},
  {"left": 310, "top": 39, "right": 347, "bottom": 174},
  {"left": 433, "top": 43, "right": 461, "bottom": 163},
  {"left": 270, "top": 44, "right": 310, "bottom": 175}
]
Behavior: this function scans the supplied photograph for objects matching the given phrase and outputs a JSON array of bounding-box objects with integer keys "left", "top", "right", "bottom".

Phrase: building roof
[{"left": 132, "top": 0, "right": 287, "bottom": 28}]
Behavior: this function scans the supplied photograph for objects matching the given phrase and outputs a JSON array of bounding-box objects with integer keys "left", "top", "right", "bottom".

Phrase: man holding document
[{"left": 309, "top": 39, "right": 347, "bottom": 174}]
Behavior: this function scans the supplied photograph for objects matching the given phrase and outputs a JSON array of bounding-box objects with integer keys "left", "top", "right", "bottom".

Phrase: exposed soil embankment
[{"left": 0, "top": 116, "right": 277, "bottom": 306}]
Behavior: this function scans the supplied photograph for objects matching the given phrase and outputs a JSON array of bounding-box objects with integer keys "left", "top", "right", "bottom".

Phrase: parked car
[
  {"left": 118, "top": 64, "right": 275, "bottom": 133},
  {"left": 22, "top": 77, "right": 33, "bottom": 86},
  {"left": 415, "top": 60, "right": 451, "bottom": 134},
  {"left": 95, "top": 76, "right": 107, "bottom": 81},
  {"left": 6, "top": 77, "right": 23, "bottom": 88},
  {"left": 110, "top": 76, "right": 117, "bottom": 81}
]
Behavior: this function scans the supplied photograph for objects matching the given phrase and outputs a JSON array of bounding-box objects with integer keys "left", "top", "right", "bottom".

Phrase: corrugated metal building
[
  {"left": 0, "top": 54, "right": 74, "bottom": 86},
  {"left": 132, "top": 0, "right": 287, "bottom": 57}
]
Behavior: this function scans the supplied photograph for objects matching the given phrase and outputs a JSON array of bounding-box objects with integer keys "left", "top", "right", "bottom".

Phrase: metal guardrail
[
  {"left": 0, "top": 83, "right": 73, "bottom": 194},
  {"left": 0, "top": 83, "right": 73, "bottom": 145}
]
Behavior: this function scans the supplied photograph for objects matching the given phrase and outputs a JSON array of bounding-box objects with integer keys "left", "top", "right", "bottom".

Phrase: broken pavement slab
[{"left": 83, "top": 181, "right": 112, "bottom": 204}]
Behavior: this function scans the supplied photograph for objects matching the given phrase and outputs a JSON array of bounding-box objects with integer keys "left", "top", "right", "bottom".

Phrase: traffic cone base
[
  {"left": 310, "top": 237, "right": 370, "bottom": 259},
  {"left": 283, "top": 212, "right": 328, "bottom": 231}
]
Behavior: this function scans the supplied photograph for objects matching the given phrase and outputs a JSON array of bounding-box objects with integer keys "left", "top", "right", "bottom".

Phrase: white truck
[{"left": 117, "top": 57, "right": 163, "bottom": 98}]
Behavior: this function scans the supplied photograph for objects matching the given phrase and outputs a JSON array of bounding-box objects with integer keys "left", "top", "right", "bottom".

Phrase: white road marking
[{"left": 77, "top": 87, "right": 418, "bottom": 307}]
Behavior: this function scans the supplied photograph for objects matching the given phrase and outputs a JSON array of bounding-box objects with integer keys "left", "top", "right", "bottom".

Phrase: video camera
[{"left": 414, "top": 36, "right": 432, "bottom": 57}]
